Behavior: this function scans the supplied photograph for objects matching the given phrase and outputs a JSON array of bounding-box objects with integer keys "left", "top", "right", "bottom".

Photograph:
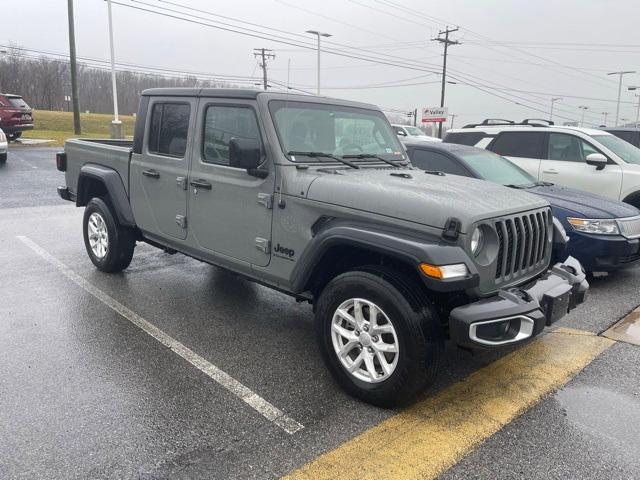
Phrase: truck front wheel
[
  {"left": 83, "top": 197, "right": 135, "bottom": 273},
  {"left": 315, "top": 268, "right": 442, "bottom": 407}
]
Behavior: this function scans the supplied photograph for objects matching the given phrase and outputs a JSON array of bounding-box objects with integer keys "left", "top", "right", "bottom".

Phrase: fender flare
[
  {"left": 77, "top": 164, "right": 136, "bottom": 227},
  {"left": 289, "top": 220, "right": 479, "bottom": 294}
]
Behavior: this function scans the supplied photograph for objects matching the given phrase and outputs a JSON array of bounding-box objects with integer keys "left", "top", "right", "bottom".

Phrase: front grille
[
  {"left": 494, "top": 208, "right": 551, "bottom": 284},
  {"left": 618, "top": 216, "right": 640, "bottom": 238}
]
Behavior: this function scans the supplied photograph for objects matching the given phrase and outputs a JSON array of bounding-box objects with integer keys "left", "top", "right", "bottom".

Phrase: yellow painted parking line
[
  {"left": 283, "top": 327, "right": 614, "bottom": 480},
  {"left": 603, "top": 308, "right": 640, "bottom": 346}
]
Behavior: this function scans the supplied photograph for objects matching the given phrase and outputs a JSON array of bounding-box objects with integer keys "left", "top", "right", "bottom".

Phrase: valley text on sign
[{"left": 421, "top": 107, "right": 448, "bottom": 123}]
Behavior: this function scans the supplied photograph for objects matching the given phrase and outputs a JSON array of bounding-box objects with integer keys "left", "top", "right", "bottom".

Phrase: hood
[
  {"left": 305, "top": 167, "right": 549, "bottom": 232},
  {"left": 528, "top": 184, "right": 639, "bottom": 219}
]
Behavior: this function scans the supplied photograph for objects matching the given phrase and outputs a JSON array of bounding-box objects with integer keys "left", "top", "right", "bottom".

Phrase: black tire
[
  {"left": 315, "top": 266, "right": 443, "bottom": 407},
  {"left": 13, "top": 131, "right": 22, "bottom": 139},
  {"left": 0, "top": 152, "right": 6, "bottom": 164},
  {"left": 83, "top": 197, "right": 135, "bottom": 273}
]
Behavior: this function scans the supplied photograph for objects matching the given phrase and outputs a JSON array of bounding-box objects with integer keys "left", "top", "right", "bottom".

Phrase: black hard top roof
[{"left": 140, "top": 87, "right": 378, "bottom": 110}]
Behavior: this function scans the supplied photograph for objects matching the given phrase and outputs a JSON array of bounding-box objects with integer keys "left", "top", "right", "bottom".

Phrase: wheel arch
[
  {"left": 77, "top": 164, "right": 136, "bottom": 227},
  {"left": 290, "top": 220, "right": 479, "bottom": 297}
]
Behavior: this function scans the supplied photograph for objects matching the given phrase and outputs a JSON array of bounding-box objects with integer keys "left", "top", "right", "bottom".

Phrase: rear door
[
  {"left": 187, "top": 100, "right": 274, "bottom": 267},
  {"left": 130, "top": 98, "right": 196, "bottom": 240},
  {"left": 539, "top": 132, "right": 622, "bottom": 199},
  {"left": 487, "top": 131, "right": 545, "bottom": 179}
]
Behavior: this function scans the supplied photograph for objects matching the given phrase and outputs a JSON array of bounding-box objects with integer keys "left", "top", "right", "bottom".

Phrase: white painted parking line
[{"left": 17, "top": 235, "right": 304, "bottom": 435}]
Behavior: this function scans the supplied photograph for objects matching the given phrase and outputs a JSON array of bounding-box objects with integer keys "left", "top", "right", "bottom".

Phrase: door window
[
  {"left": 202, "top": 105, "right": 260, "bottom": 165},
  {"left": 489, "top": 131, "right": 544, "bottom": 158},
  {"left": 410, "top": 149, "right": 470, "bottom": 176},
  {"left": 148, "top": 103, "right": 190, "bottom": 157},
  {"left": 547, "top": 133, "right": 598, "bottom": 162}
]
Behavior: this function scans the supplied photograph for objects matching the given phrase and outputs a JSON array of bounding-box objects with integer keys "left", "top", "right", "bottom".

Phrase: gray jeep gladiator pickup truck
[{"left": 56, "top": 88, "right": 588, "bottom": 406}]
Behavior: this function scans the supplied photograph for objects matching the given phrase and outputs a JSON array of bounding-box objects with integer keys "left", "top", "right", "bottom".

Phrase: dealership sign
[{"left": 421, "top": 107, "right": 448, "bottom": 123}]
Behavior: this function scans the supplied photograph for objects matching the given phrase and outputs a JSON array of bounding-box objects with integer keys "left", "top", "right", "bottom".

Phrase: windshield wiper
[
  {"left": 535, "top": 181, "right": 554, "bottom": 187},
  {"left": 342, "top": 153, "right": 406, "bottom": 168},
  {"left": 504, "top": 183, "right": 535, "bottom": 189},
  {"left": 287, "top": 151, "right": 360, "bottom": 169}
]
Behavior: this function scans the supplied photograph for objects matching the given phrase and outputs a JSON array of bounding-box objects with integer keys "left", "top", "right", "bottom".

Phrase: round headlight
[{"left": 471, "top": 227, "right": 483, "bottom": 256}]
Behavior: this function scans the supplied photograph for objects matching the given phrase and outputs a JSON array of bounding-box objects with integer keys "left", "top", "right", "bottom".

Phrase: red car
[{"left": 0, "top": 93, "right": 34, "bottom": 141}]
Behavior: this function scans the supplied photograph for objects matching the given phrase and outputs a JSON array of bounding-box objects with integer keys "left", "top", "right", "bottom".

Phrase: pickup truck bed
[{"left": 64, "top": 138, "right": 133, "bottom": 195}]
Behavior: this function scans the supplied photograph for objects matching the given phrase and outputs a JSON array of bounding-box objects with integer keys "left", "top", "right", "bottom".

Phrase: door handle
[
  {"left": 190, "top": 179, "right": 212, "bottom": 190},
  {"left": 142, "top": 169, "right": 160, "bottom": 178},
  {"left": 542, "top": 169, "right": 558, "bottom": 174}
]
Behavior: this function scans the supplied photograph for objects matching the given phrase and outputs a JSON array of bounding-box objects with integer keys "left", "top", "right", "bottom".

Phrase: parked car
[
  {"left": 0, "top": 93, "right": 34, "bottom": 141},
  {"left": 444, "top": 119, "right": 640, "bottom": 208},
  {"left": 0, "top": 128, "right": 7, "bottom": 163},
  {"left": 391, "top": 124, "right": 441, "bottom": 142},
  {"left": 56, "top": 89, "right": 588, "bottom": 407},
  {"left": 405, "top": 140, "right": 640, "bottom": 273},
  {"left": 603, "top": 127, "right": 640, "bottom": 149}
]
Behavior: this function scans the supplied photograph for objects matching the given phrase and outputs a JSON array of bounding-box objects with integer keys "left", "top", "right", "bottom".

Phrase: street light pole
[
  {"left": 550, "top": 97, "right": 562, "bottom": 121},
  {"left": 106, "top": 0, "right": 122, "bottom": 138},
  {"left": 306, "top": 30, "right": 331, "bottom": 95},
  {"left": 66, "top": 0, "right": 81, "bottom": 135},
  {"left": 578, "top": 105, "right": 589, "bottom": 127},
  {"left": 607, "top": 70, "right": 636, "bottom": 127}
]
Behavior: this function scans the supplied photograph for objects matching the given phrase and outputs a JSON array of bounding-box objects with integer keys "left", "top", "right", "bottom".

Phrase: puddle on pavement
[
  {"left": 603, "top": 310, "right": 640, "bottom": 346},
  {"left": 555, "top": 385, "right": 640, "bottom": 463}
]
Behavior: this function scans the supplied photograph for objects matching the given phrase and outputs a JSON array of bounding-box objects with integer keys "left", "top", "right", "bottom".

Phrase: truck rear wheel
[
  {"left": 315, "top": 267, "right": 442, "bottom": 407},
  {"left": 83, "top": 197, "right": 135, "bottom": 273}
]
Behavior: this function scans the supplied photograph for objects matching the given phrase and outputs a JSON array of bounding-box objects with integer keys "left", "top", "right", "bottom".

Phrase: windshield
[
  {"left": 459, "top": 148, "right": 537, "bottom": 186},
  {"left": 592, "top": 134, "right": 640, "bottom": 165},
  {"left": 405, "top": 126, "right": 425, "bottom": 136},
  {"left": 269, "top": 100, "right": 404, "bottom": 160}
]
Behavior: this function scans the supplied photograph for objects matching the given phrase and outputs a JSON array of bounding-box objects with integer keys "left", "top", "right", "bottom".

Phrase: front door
[
  {"left": 539, "top": 132, "right": 623, "bottom": 200},
  {"left": 188, "top": 101, "right": 274, "bottom": 266},
  {"left": 130, "top": 99, "right": 196, "bottom": 240}
]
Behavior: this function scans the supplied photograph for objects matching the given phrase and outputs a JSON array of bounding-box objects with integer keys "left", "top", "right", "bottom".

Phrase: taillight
[{"left": 56, "top": 152, "right": 67, "bottom": 172}]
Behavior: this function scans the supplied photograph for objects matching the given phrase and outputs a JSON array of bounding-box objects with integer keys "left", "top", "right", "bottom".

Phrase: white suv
[
  {"left": 444, "top": 119, "right": 640, "bottom": 207},
  {"left": 391, "top": 124, "right": 441, "bottom": 142}
]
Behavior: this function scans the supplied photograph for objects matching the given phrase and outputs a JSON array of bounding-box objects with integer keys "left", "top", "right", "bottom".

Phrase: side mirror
[
  {"left": 229, "top": 138, "right": 266, "bottom": 176},
  {"left": 585, "top": 153, "right": 607, "bottom": 170},
  {"left": 397, "top": 130, "right": 407, "bottom": 136}
]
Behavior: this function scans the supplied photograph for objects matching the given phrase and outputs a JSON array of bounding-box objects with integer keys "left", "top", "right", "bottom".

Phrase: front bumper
[
  {"left": 566, "top": 231, "right": 640, "bottom": 272},
  {"left": 449, "top": 256, "right": 588, "bottom": 349}
]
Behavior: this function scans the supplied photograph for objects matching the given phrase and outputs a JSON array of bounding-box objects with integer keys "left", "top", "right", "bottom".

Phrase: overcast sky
[{"left": 3, "top": 0, "right": 640, "bottom": 127}]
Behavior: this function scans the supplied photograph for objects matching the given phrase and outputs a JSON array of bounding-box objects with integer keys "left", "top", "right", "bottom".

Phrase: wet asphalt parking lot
[{"left": 1, "top": 147, "right": 639, "bottom": 479}]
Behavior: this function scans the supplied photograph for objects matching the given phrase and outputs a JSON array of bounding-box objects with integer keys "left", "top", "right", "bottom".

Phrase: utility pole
[
  {"left": 607, "top": 70, "right": 636, "bottom": 126},
  {"left": 449, "top": 114, "right": 457, "bottom": 130},
  {"left": 413, "top": 108, "right": 418, "bottom": 127},
  {"left": 601, "top": 112, "right": 609, "bottom": 126},
  {"left": 66, "top": 0, "right": 81, "bottom": 134},
  {"left": 578, "top": 105, "right": 589, "bottom": 127},
  {"left": 550, "top": 97, "right": 562, "bottom": 121},
  {"left": 306, "top": 30, "right": 332, "bottom": 95},
  {"left": 432, "top": 26, "right": 460, "bottom": 139},
  {"left": 253, "top": 48, "right": 275, "bottom": 91}
]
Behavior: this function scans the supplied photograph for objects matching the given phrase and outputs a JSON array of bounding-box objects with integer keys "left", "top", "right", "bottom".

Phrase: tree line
[{"left": 0, "top": 47, "right": 236, "bottom": 115}]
